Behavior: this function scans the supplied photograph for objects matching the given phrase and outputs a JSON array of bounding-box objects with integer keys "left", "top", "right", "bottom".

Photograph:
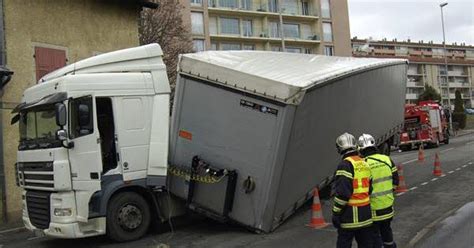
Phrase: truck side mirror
[
  {"left": 56, "top": 129, "right": 68, "bottom": 141},
  {"left": 55, "top": 103, "right": 67, "bottom": 126},
  {"left": 78, "top": 104, "right": 90, "bottom": 127}
]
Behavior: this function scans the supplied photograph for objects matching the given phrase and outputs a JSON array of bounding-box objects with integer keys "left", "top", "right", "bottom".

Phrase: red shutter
[{"left": 35, "top": 47, "right": 66, "bottom": 82}]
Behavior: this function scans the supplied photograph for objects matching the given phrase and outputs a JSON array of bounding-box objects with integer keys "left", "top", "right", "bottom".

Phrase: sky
[{"left": 348, "top": 0, "right": 474, "bottom": 45}]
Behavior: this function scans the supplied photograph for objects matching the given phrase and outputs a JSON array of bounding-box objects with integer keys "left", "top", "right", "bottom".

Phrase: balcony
[
  {"left": 408, "top": 50, "right": 422, "bottom": 56},
  {"left": 406, "top": 93, "right": 418, "bottom": 100},
  {"left": 207, "top": 5, "right": 319, "bottom": 21},
  {"left": 448, "top": 82, "right": 471, "bottom": 88},
  {"left": 441, "top": 93, "right": 472, "bottom": 99},
  {"left": 210, "top": 33, "right": 321, "bottom": 44},
  {"left": 373, "top": 49, "right": 395, "bottom": 55},
  {"left": 407, "top": 81, "right": 424, "bottom": 88},
  {"left": 447, "top": 71, "right": 469, "bottom": 77}
]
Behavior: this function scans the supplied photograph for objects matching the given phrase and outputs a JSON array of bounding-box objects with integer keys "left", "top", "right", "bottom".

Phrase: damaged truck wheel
[{"left": 107, "top": 192, "right": 151, "bottom": 242}]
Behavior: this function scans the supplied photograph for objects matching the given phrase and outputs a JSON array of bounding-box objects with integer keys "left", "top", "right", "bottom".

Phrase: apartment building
[
  {"left": 181, "top": 0, "right": 351, "bottom": 56},
  {"left": 352, "top": 38, "right": 474, "bottom": 109}
]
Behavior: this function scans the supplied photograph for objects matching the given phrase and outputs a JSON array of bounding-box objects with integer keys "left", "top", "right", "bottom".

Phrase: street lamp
[{"left": 440, "top": 2, "right": 453, "bottom": 133}]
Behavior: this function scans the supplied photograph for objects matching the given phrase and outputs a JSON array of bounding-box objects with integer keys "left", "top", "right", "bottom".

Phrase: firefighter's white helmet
[
  {"left": 358, "top": 133, "right": 376, "bottom": 150},
  {"left": 335, "top": 132, "right": 357, "bottom": 155}
]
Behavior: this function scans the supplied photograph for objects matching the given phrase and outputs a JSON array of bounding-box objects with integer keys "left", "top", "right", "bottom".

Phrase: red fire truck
[{"left": 399, "top": 101, "right": 449, "bottom": 151}]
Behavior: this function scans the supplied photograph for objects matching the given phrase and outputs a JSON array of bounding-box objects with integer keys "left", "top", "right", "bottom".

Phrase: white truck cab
[{"left": 14, "top": 44, "right": 172, "bottom": 240}]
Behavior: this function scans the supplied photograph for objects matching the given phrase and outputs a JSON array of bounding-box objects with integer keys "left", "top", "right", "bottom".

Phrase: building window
[
  {"left": 243, "top": 44, "right": 255, "bottom": 50},
  {"left": 282, "top": 0, "right": 298, "bottom": 14},
  {"left": 193, "top": 40, "right": 205, "bottom": 52},
  {"left": 322, "top": 22, "right": 333, "bottom": 42},
  {"left": 283, "top": 23, "right": 300, "bottom": 38},
  {"left": 219, "top": 0, "right": 238, "bottom": 8},
  {"left": 221, "top": 43, "right": 241, "bottom": 50},
  {"left": 211, "top": 42, "right": 218, "bottom": 50},
  {"left": 304, "top": 48, "right": 312, "bottom": 54},
  {"left": 241, "top": 0, "right": 251, "bottom": 10},
  {"left": 301, "top": 24, "right": 312, "bottom": 39},
  {"left": 209, "top": 17, "right": 217, "bottom": 35},
  {"left": 242, "top": 20, "right": 253, "bottom": 37},
  {"left": 190, "top": 0, "right": 203, "bottom": 6},
  {"left": 268, "top": 0, "right": 278, "bottom": 12},
  {"left": 220, "top": 18, "right": 240, "bottom": 35},
  {"left": 191, "top": 12, "right": 204, "bottom": 35},
  {"left": 269, "top": 22, "right": 279, "bottom": 38},
  {"left": 286, "top": 47, "right": 302, "bottom": 53},
  {"left": 321, "top": 0, "right": 330, "bottom": 18},
  {"left": 34, "top": 46, "right": 67, "bottom": 81},
  {"left": 209, "top": 0, "right": 216, "bottom": 7},
  {"left": 302, "top": 1, "right": 309, "bottom": 15},
  {"left": 324, "top": 46, "right": 334, "bottom": 56}
]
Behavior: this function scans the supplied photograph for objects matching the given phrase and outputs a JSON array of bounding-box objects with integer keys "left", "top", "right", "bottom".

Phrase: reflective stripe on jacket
[
  {"left": 366, "top": 153, "right": 396, "bottom": 221},
  {"left": 332, "top": 155, "right": 373, "bottom": 229}
]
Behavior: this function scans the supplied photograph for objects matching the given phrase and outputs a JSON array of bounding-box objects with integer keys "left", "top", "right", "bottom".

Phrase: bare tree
[{"left": 139, "top": 0, "right": 193, "bottom": 93}]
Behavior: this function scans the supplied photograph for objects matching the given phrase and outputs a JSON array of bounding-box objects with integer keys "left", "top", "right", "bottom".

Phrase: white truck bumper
[{"left": 23, "top": 215, "right": 106, "bottom": 239}]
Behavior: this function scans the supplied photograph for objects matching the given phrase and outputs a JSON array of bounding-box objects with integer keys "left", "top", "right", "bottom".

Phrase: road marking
[
  {"left": 448, "top": 170, "right": 454, "bottom": 174},
  {"left": 421, "top": 182, "right": 429, "bottom": 186},
  {"left": 469, "top": 162, "right": 473, "bottom": 165},
  {"left": 440, "top": 174, "right": 446, "bottom": 177},
  {"left": 440, "top": 148, "right": 454, "bottom": 153},
  {"left": 0, "top": 227, "right": 24, "bottom": 234},
  {"left": 396, "top": 192, "right": 406, "bottom": 196},
  {"left": 466, "top": 141, "right": 474, "bottom": 145},
  {"left": 27, "top": 236, "right": 43, "bottom": 241},
  {"left": 431, "top": 178, "right": 438, "bottom": 181},
  {"left": 409, "top": 186, "right": 418, "bottom": 191},
  {"left": 402, "top": 158, "right": 418, "bottom": 165},
  {"left": 456, "top": 168, "right": 461, "bottom": 171},
  {"left": 463, "top": 164, "right": 468, "bottom": 168}
]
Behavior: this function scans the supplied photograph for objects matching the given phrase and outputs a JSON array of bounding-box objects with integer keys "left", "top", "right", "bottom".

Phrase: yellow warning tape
[{"left": 168, "top": 165, "right": 226, "bottom": 184}]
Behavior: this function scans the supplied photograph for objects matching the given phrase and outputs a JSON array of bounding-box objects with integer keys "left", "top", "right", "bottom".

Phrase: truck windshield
[{"left": 18, "top": 106, "right": 60, "bottom": 148}]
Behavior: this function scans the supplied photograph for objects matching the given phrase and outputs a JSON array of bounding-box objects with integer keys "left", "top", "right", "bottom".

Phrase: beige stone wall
[
  {"left": 1, "top": 0, "right": 140, "bottom": 222},
  {"left": 330, "top": 0, "right": 351, "bottom": 56}
]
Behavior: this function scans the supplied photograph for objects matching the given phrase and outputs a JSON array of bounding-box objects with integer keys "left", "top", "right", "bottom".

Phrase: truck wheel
[
  {"left": 380, "top": 142, "right": 390, "bottom": 156},
  {"left": 399, "top": 145, "right": 409, "bottom": 152},
  {"left": 107, "top": 192, "right": 151, "bottom": 242},
  {"left": 443, "top": 134, "right": 450, "bottom": 144}
]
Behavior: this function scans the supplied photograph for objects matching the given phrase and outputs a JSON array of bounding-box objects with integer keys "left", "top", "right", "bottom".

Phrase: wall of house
[{"left": 0, "top": 0, "right": 140, "bottom": 222}]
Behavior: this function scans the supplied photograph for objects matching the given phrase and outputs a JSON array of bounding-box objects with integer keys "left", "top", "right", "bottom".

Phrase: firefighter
[
  {"left": 332, "top": 132, "right": 373, "bottom": 248},
  {"left": 358, "top": 134, "right": 399, "bottom": 248}
]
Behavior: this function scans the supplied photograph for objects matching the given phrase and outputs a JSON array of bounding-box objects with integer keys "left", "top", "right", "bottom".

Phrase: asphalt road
[{"left": 0, "top": 133, "right": 473, "bottom": 248}]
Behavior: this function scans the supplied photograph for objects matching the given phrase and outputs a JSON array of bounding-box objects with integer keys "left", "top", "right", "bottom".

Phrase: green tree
[
  {"left": 418, "top": 85, "right": 441, "bottom": 103},
  {"left": 452, "top": 90, "right": 466, "bottom": 129}
]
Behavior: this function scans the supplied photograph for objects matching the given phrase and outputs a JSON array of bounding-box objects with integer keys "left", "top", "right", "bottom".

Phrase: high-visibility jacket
[
  {"left": 365, "top": 153, "right": 397, "bottom": 222},
  {"left": 332, "top": 155, "right": 373, "bottom": 229}
]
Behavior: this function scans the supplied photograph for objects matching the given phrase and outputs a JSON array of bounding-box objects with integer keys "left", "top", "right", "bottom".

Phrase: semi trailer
[{"left": 13, "top": 44, "right": 407, "bottom": 241}]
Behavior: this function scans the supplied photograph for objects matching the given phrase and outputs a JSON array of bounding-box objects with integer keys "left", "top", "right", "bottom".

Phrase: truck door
[
  {"left": 113, "top": 96, "right": 151, "bottom": 181},
  {"left": 68, "top": 95, "right": 102, "bottom": 191}
]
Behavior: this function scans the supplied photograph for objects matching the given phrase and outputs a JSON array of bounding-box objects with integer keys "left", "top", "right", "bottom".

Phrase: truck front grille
[
  {"left": 17, "top": 162, "right": 54, "bottom": 190},
  {"left": 26, "top": 191, "right": 51, "bottom": 230}
]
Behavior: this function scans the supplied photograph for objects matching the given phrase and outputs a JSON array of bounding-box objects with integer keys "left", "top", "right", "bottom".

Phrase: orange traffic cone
[
  {"left": 418, "top": 145, "right": 425, "bottom": 163},
  {"left": 395, "top": 165, "right": 408, "bottom": 193},
  {"left": 307, "top": 187, "right": 328, "bottom": 229},
  {"left": 433, "top": 152, "right": 443, "bottom": 176}
]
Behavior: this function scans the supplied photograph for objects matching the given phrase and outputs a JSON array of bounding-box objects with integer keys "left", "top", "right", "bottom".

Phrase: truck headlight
[{"left": 54, "top": 208, "right": 72, "bottom": 216}]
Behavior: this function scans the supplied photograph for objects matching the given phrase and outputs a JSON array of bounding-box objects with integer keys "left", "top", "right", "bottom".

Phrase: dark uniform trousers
[
  {"left": 337, "top": 227, "right": 374, "bottom": 248},
  {"left": 373, "top": 218, "right": 396, "bottom": 248}
]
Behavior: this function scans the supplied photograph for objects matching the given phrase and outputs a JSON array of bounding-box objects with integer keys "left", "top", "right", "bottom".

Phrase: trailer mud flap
[{"left": 186, "top": 156, "right": 237, "bottom": 221}]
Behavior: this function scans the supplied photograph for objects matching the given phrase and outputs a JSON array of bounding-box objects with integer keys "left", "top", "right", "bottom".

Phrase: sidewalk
[{"left": 454, "top": 129, "right": 474, "bottom": 137}]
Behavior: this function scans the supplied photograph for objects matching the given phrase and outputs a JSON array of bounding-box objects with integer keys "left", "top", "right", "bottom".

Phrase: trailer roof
[{"left": 179, "top": 51, "right": 407, "bottom": 104}]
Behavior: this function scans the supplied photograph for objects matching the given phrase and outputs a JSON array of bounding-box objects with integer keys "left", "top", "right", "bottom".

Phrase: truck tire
[
  {"left": 399, "top": 145, "right": 409, "bottom": 152},
  {"left": 379, "top": 142, "right": 390, "bottom": 156},
  {"left": 106, "top": 192, "right": 151, "bottom": 242},
  {"left": 443, "top": 133, "right": 450, "bottom": 144}
]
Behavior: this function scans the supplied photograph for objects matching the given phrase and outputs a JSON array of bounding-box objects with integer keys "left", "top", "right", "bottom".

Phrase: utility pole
[{"left": 440, "top": 2, "right": 454, "bottom": 134}]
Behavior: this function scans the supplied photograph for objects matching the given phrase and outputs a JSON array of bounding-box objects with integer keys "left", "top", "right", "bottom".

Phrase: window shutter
[{"left": 35, "top": 47, "right": 66, "bottom": 82}]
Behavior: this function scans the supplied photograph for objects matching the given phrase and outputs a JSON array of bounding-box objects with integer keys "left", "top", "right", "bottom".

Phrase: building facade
[
  {"left": 352, "top": 38, "right": 474, "bottom": 109},
  {"left": 0, "top": 0, "right": 155, "bottom": 223},
  {"left": 181, "top": 0, "right": 351, "bottom": 56}
]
